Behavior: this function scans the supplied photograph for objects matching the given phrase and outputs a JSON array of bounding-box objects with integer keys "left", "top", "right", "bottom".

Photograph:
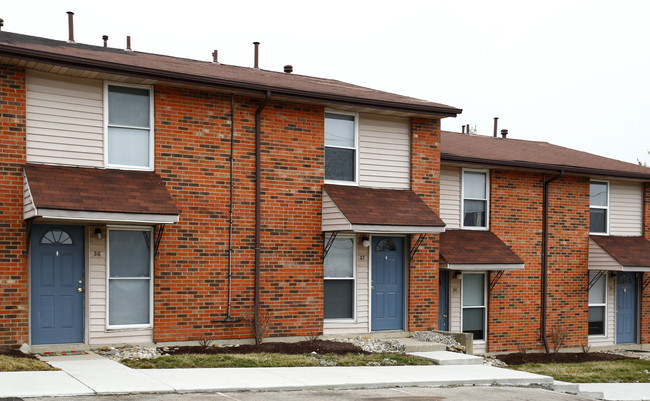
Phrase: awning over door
[
  {"left": 589, "top": 235, "right": 650, "bottom": 272},
  {"left": 322, "top": 184, "right": 445, "bottom": 233},
  {"left": 23, "top": 164, "right": 180, "bottom": 224},
  {"left": 439, "top": 229, "right": 524, "bottom": 271}
]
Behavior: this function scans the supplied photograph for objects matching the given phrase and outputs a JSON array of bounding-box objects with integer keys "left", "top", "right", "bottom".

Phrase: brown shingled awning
[
  {"left": 322, "top": 184, "right": 445, "bottom": 233},
  {"left": 589, "top": 236, "right": 650, "bottom": 272},
  {"left": 439, "top": 230, "right": 524, "bottom": 271},
  {"left": 24, "top": 164, "right": 179, "bottom": 224}
]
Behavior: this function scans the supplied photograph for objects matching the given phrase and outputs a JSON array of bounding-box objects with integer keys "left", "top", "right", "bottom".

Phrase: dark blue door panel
[
  {"left": 31, "top": 225, "right": 84, "bottom": 344},
  {"left": 371, "top": 237, "right": 404, "bottom": 331},
  {"left": 439, "top": 270, "right": 449, "bottom": 331},
  {"left": 616, "top": 272, "right": 636, "bottom": 344}
]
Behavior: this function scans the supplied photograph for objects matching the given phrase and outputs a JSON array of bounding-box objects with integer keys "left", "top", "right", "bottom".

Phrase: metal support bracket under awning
[
  {"left": 587, "top": 270, "right": 607, "bottom": 291},
  {"left": 489, "top": 270, "right": 504, "bottom": 291},
  {"left": 643, "top": 274, "right": 650, "bottom": 291},
  {"left": 154, "top": 224, "right": 166, "bottom": 259},
  {"left": 409, "top": 234, "right": 426, "bottom": 261},
  {"left": 323, "top": 231, "right": 339, "bottom": 260},
  {"left": 23, "top": 219, "right": 33, "bottom": 256}
]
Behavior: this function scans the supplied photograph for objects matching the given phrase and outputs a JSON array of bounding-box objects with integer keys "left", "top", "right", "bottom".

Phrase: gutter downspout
[
  {"left": 541, "top": 171, "right": 563, "bottom": 353},
  {"left": 254, "top": 91, "right": 271, "bottom": 344}
]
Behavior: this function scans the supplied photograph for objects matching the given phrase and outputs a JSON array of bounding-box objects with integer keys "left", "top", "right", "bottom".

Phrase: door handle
[{"left": 77, "top": 288, "right": 83, "bottom": 293}]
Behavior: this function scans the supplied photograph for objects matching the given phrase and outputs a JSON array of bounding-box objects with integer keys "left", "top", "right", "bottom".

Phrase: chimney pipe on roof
[
  {"left": 67, "top": 11, "right": 75, "bottom": 43},
  {"left": 102, "top": 35, "right": 108, "bottom": 47},
  {"left": 501, "top": 129, "right": 508, "bottom": 139},
  {"left": 461, "top": 125, "right": 466, "bottom": 134},
  {"left": 0, "top": 19, "right": 4, "bottom": 31},
  {"left": 493, "top": 117, "right": 499, "bottom": 138},
  {"left": 253, "top": 42, "right": 260, "bottom": 69},
  {"left": 284, "top": 65, "right": 293, "bottom": 74},
  {"left": 126, "top": 36, "right": 132, "bottom": 51},
  {"left": 212, "top": 50, "right": 219, "bottom": 63}
]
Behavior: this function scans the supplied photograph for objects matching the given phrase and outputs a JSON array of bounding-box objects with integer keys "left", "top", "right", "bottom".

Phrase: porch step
[
  {"left": 398, "top": 337, "right": 447, "bottom": 352},
  {"left": 409, "top": 350, "right": 483, "bottom": 365},
  {"left": 553, "top": 380, "right": 580, "bottom": 395}
]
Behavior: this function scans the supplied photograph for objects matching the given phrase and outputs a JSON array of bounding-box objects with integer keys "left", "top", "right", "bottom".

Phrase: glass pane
[
  {"left": 325, "top": 113, "right": 354, "bottom": 148},
  {"left": 108, "top": 127, "right": 150, "bottom": 167},
  {"left": 588, "top": 273, "right": 606, "bottom": 304},
  {"left": 588, "top": 306, "right": 605, "bottom": 335},
  {"left": 462, "top": 308, "right": 484, "bottom": 340},
  {"left": 109, "top": 230, "right": 151, "bottom": 277},
  {"left": 108, "top": 85, "right": 150, "bottom": 127},
  {"left": 590, "top": 209, "right": 607, "bottom": 233},
  {"left": 463, "top": 200, "right": 486, "bottom": 227},
  {"left": 324, "top": 238, "right": 354, "bottom": 278},
  {"left": 464, "top": 171, "right": 486, "bottom": 199},
  {"left": 325, "top": 147, "right": 355, "bottom": 181},
  {"left": 324, "top": 279, "right": 353, "bottom": 319},
  {"left": 590, "top": 182, "right": 608, "bottom": 207},
  {"left": 463, "top": 274, "right": 484, "bottom": 307},
  {"left": 41, "top": 229, "right": 73, "bottom": 245},
  {"left": 109, "top": 279, "right": 150, "bottom": 325}
]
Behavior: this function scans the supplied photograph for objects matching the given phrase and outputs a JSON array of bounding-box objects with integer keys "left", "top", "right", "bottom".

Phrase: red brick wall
[
  {"left": 153, "top": 87, "right": 324, "bottom": 342},
  {"left": 641, "top": 183, "right": 650, "bottom": 344},
  {"left": 488, "top": 171, "right": 589, "bottom": 352},
  {"left": 409, "top": 118, "right": 441, "bottom": 330},
  {"left": 0, "top": 65, "right": 27, "bottom": 346}
]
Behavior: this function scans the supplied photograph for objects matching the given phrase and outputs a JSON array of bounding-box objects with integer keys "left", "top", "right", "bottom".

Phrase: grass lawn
[
  {"left": 509, "top": 359, "right": 650, "bottom": 383},
  {"left": 0, "top": 355, "right": 57, "bottom": 372},
  {"left": 121, "top": 352, "right": 434, "bottom": 369}
]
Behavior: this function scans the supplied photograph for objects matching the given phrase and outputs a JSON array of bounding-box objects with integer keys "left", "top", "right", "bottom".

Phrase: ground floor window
[
  {"left": 462, "top": 272, "right": 486, "bottom": 340},
  {"left": 107, "top": 227, "right": 153, "bottom": 328},
  {"left": 588, "top": 272, "right": 607, "bottom": 335},
  {"left": 324, "top": 235, "right": 355, "bottom": 319}
]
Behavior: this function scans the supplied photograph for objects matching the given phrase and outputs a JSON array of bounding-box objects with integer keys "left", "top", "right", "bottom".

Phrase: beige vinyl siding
[
  {"left": 87, "top": 226, "right": 153, "bottom": 345},
  {"left": 358, "top": 114, "right": 410, "bottom": 189},
  {"left": 23, "top": 174, "right": 36, "bottom": 219},
  {"left": 588, "top": 239, "right": 620, "bottom": 270},
  {"left": 449, "top": 271, "right": 462, "bottom": 333},
  {"left": 26, "top": 70, "right": 104, "bottom": 167},
  {"left": 440, "top": 166, "right": 461, "bottom": 228},
  {"left": 322, "top": 190, "right": 351, "bottom": 231},
  {"left": 609, "top": 181, "right": 643, "bottom": 236},
  {"left": 589, "top": 274, "right": 615, "bottom": 347},
  {"left": 323, "top": 234, "right": 370, "bottom": 334}
]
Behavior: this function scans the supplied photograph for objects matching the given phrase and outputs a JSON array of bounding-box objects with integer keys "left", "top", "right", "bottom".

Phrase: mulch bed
[
  {"left": 0, "top": 347, "right": 40, "bottom": 360},
  {"left": 160, "top": 340, "right": 369, "bottom": 356},
  {"left": 495, "top": 352, "right": 637, "bottom": 365}
]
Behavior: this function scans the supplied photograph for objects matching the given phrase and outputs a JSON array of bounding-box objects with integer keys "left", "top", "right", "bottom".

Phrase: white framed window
[
  {"left": 588, "top": 272, "right": 607, "bottom": 336},
  {"left": 105, "top": 83, "right": 154, "bottom": 170},
  {"left": 324, "top": 111, "right": 358, "bottom": 184},
  {"left": 462, "top": 169, "right": 489, "bottom": 229},
  {"left": 461, "top": 272, "right": 486, "bottom": 341},
  {"left": 590, "top": 181, "right": 609, "bottom": 234},
  {"left": 107, "top": 227, "right": 153, "bottom": 329},
  {"left": 324, "top": 235, "right": 356, "bottom": 320}
]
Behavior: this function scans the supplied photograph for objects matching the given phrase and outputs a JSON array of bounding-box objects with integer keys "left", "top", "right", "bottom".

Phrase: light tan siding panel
[
  {"left": 322, "top": 190, "right": 351, "bottom": 231},
  {"left": 588, "top": 239, "right": 620, "bottom": 270},
  {"left": 609, "top": 181, "right": 643, "bottom": 236},
  {"left": 440, "top": 166, "right": 461, "bottom": 229}
]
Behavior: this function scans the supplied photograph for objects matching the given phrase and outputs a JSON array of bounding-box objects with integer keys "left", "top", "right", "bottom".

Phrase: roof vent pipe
[
  {"left": 284, "top": 65, "right": 293, "bottom": 73},
  {"left": 212, "top": 50, "right": 219, "bottom": 64},
  {"left": 501, "top": 129, "right": 508, "bottom": 139},
  {"left": 67, "top": 11, "right": 75, "bottom": 43},
  {"left": 493, "top": 117, "right": 499, "bottom": 138},
  {"left": 102, "top": 35, "right": 108, "bottom": 47},
  {"left": 253, "top": 42, "right": 260, "bottom": 69},
  {"left": 126, "top": 36, "right": 132, "bottom": 52},
  {"left": 0, "top": 19, "right": 4, "bottom": 31}
]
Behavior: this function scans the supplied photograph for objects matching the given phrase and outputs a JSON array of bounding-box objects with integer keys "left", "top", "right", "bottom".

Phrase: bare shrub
[
  {"left": 197, "top": 334, "right": 214, "bottom": 348},
  {"left": 548, "top": 324, "right": 568, "bottom": 354},
  {"left": 581, "top": 343, "right": 591, "bottom": 353},
  {"left": 243, "top": 310, "right": 273, "bottom": 345},
  {"left": 516, "top": 342, "right": 528, "bottom": 354}
]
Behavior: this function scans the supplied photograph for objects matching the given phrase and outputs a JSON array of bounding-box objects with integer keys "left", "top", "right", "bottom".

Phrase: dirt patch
[
  {"left": 160, "top": 340, "right": 370, "bottom": 356},
  {"left": 495, "top": 352, "right": 637, "bottom": 365},
  {"left": 0, "top": 347, "right": 39, "bottom": 360}
]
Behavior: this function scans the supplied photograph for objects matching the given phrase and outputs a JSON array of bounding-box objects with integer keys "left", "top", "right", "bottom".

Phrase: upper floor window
[
  {"left": 106, "top": 84, "right": 154, "bottom": 170},
  {"left": 325, "top": 112, "right": 357, "bottom": 183},
  {"left": 590, "top": 181, "right": 608, "bottom": 234},
  {"left": 462, "top": 170, "right": 489, "bottom": 229}
]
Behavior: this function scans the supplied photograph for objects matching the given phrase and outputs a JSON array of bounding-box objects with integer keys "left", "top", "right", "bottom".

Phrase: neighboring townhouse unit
[
  {"left": 0, "top": 28, "right": 462, "bottom": 347},
  {"left": 439, "top": 131, "right": 650, "bottom": 353}
]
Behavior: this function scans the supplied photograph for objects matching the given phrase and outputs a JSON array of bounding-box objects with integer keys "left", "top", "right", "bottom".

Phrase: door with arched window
[
  {"left": 371, "top": 236, "right": 404, "bottom": 330},
  {"left": 30, "top": 225, "right": 84, "bottom": 344}
]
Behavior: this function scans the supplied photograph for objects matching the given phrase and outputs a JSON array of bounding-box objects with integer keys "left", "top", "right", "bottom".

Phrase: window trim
[
  {"left": 588, "top": 272, "right": 608, "bottom": 337},
  {"left": 104, "top": 82, "right": 155, "bottom": 171},
  {"left": 323, "top": 234, "right": 357, "bottom": 322},
  {"left": 106, "top": 225, "right": 154, "bottom": 330},
  {"left": 461, "top": 168, "right": 490, "bottom": 230},
  {"left": 324, "top": 109, "right": 359, "bottom": 186},
  {"left": 460, "top": 272, "right": 487, "bottom": 343},
  {"left": 589, "top": 180, "right": 609, "bottom": 235}
]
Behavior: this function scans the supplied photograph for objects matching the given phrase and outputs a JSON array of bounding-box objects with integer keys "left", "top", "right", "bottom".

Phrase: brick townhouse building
[
  {"left": 1, "top": 26, "right": 649, "bottom": 353},
  {"left": 0, "top": 28, "right": 460, "bottom": 347}
]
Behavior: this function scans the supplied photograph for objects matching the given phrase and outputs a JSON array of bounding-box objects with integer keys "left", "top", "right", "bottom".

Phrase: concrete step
[
  {"left": 398, "top": 337, "right": 447, "bottom": 352},
  {"left": 409, "top": 351, "right": 483, "bottom": 365},
  {"left": 553, "top": 380, "right": 580, "bottom": 395}
]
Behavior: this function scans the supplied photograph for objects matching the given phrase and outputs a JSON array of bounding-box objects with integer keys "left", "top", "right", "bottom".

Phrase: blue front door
[
  {"left": 31, "top": 225, "right": 84, "bottom": 344},
  {"left": 438, "top": 270, "right": 449, "bottom": 331},
  {"left": 616, "top": 272, "right": 637, "bottom": 344},
  {"left": 371, "top": 237, "right": 404, "bottom": 331}
]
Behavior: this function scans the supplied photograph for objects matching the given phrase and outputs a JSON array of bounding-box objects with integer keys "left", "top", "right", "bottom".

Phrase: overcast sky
[{"left": 3, "top": 0, "right": 649, "bottom": 165}]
